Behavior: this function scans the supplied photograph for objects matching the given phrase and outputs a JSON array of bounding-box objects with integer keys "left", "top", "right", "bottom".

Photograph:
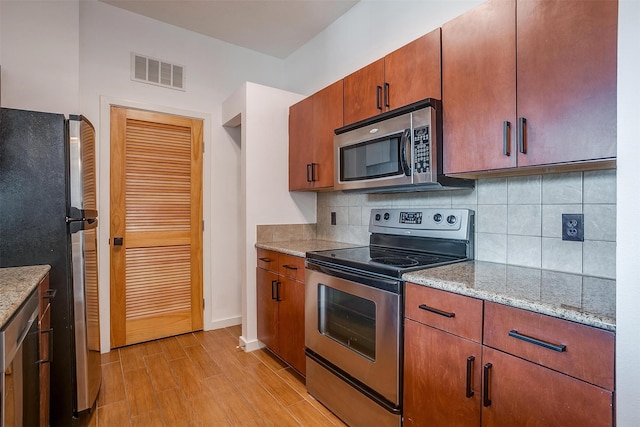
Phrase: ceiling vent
[{"left": 131, "top": 53, "right": 185, "bottom": 91}]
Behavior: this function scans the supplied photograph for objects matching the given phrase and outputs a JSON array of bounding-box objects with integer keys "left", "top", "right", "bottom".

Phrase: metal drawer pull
[
  {"left": 271, "top": 280, "right": 277, "bottom": 300},
  {"left": 282, "top": 265, "right": 298, "bottom": 271},
  {"left": 43, "top": 289, "right": 57, "bottom": 300},
  {"left": 508, "top": 330, "right": 566, "bottom": 352},
  {"left": 259, "top": 257, "right": 272, "bottom": 263},
  {"left": 418, "top": 304, "right": 455, "bottom": 318},
  {"left": 376, "top": 85, "right": 383, "bottom": 110},
  {"left": 483, "top": 363, "right": 492, "bottom": 407},
  {"left": 466, "top": 356, "right": 475, "bottom": 398}
]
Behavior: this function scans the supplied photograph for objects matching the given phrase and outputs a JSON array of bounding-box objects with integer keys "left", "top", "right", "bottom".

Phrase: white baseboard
[{"left": 204, "top": 316, "right": 241, "bottom": 331}]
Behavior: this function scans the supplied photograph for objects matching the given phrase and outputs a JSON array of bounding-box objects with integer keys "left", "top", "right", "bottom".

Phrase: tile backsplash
[{"left": 316, "top": 170, "right": 616, "bottom": 280}]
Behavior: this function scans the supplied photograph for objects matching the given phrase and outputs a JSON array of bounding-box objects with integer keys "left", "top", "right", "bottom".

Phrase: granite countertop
[
  {"left": 404, "top": 260, "right": 616, "bottom": 332},
  {"left": 256, "top": 239, "right": 362, "bottom": 258},
  {"left": 0, "top": 265, "right": 51, "bottom": 329}
]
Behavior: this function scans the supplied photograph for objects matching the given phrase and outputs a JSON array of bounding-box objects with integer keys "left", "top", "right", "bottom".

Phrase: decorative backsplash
[{"left": 316, "top": 170, "right": 616, "bottom": 280}]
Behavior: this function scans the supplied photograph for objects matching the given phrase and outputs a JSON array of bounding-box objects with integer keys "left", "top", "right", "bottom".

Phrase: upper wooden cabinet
[
  {"left": 442, "top": 0, "right": 617, "bottom": 176},
  {"left": 289, "top": 80, "right": 343, "bottom": 191},
  {"left": 343, "top": 28, "right": 442, "bottom": 125}
]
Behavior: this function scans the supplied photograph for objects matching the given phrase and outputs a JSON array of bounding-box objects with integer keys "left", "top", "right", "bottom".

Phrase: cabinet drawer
[
  {"left": 257, "top": 249, "right": 279, "bottom": 272},
  {"left": 405, "top": 283, "right": 483, "bottom": 343},
  {"left": 278, "top": 254, "right": 305, "bottom": 281},
  {"left": 484, "top": 302, "right": 614, "bottom": 390}
]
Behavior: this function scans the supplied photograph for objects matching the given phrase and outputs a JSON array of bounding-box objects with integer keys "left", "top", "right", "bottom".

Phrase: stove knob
[
  {"left": 384, "top": 212, "right": 390, "bottom": 220},
  {"left": 375, "top": 213, "right": 381, "bottom": 221},
  {"left": 447, "top": 215, "right": 457, "bottom": 225},
  {"left": 433, "top": 213, "right": 442, "bottom": 223}
]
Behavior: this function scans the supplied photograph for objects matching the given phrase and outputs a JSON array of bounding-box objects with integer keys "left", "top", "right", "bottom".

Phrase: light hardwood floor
[{"left": 88, "top": 325, "right": 347, "bottom": 426}]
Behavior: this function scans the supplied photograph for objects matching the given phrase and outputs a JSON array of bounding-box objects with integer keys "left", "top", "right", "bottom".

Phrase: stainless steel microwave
[{"left": 334, "top": 99, "right": 473, "bottom": 193}]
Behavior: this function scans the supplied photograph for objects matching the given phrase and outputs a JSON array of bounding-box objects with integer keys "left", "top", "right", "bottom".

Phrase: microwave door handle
[{"left": 400, "top": 129, "right": 412, "bottom": 176}]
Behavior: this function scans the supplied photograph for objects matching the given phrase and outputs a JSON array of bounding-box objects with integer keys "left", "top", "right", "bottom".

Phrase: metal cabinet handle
[
  {"left": 275, "top": 281, "right": 282, "bottom": 302},
  {"left": 483, "top": 363, "right": 492, "bottom": 407},
  {"left": 466, "top": 356, "right": 475, "bottom": 398},
  {"left": 282, "top": 265, "right": 298, "bottom": 271},
  {"left": 38, "top": 328, "right": 54, "bottom": 364},
  {"left": 113, "top": 236, "right": 124, "bottom": 246},
  {"left": 418, "top": 304, "right": 455, "bottom": 318},
  {"left": 503, "top": 121, "right": 511, "bottom": 156},
  {"left": 43, "top": 289, "right": 57, "bottom": 300},
  {"left": 311, "top": 163, "right": 318, "bottom": 182},
  {"left": 508, "top": 330, "right": 566, "bottom": 352},
  {"left": 258, "top": 257, "right": 272, "bottom": 263},
  {"left": 384, "top": 83, "right": 390, "bottom": 108},
  {"left": 271, "top": 280, "right": 277, "bottom": 300},
  {"left": 376, "top": 85, "right": 383, "bottom": 110},
  {"left": 518, "top": 117, "right": 527, "bottom": 154},
  {"left": 306, "top": 163, "right": 313, "bottom": 182}
]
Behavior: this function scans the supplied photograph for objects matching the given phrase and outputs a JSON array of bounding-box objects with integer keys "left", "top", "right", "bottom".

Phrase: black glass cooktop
[{"left": 306, "top": 245, "right": 466, "bottom": 278}]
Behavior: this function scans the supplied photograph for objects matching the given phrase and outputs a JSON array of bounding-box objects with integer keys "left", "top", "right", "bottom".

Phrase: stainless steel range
[{"left": 305, "top": 208, "right": 474, "bottom": 427}]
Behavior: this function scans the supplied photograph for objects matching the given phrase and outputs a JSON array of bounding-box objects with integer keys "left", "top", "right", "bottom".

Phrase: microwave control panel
[{"left": 413, "top": 125, "right": 431, "bottom": 173}]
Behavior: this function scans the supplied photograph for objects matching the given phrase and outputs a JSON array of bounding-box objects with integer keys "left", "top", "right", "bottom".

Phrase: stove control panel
[{"left": 369, "top": 208, "right": 474, "bottom": 240}]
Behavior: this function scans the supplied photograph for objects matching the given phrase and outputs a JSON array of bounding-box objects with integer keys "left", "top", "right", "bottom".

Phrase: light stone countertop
[
  {"left": 0, "top": 265, "right": 50, "bottom": 329},
  {"left": 256, "top": 239, "right": 362, "bottom": 258},
  {"left": 404, "top": 260, "right": 616, "bottom": 331}
]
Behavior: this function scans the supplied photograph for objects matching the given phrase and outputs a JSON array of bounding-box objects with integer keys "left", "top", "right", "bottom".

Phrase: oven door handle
[{"left": 306, "top": 260, "right": 401, "bottom": 293}]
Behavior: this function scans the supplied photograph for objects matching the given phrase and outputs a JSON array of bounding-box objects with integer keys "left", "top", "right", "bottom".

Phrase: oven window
[
  {"left": 318, "top": 284, "right": 376, "bottom": 360},
  {"left": 340, "top": 132, "right": 403, "bottom": 181}
]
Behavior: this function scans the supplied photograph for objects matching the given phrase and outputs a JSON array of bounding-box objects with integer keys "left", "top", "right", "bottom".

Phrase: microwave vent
[{"left": 131, "top": 53, "right": 185, "bottom": 91}]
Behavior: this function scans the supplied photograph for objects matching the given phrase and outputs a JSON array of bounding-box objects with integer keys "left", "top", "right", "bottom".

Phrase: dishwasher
[{"left": 1, "top": 289, "right": 40, "bottom": 427}]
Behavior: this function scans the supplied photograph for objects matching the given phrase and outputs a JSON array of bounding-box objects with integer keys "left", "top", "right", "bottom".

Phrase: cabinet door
[
  {"left": 278, "top": 277, "right": 306, "bottom": 375},
  {"left": 344, "top": 58, "right": 385, "bottom": 125},
  {"left": 311, "top": 80, "right": 343, "bottom": 189},
  {"left": 516, "top": 0, "right": 617, "bottom": 167},
  {"left": 289, "top": 96, "right": 315, "bottom": 191},
  {"left": 384, "top": 28, "right": 442, "bottom": 111},
  {"left": 481, "top": 347, "right": 613, "bottom": 427},
  {"left": 256, "top": 267, "right": 279, "bottom": 352},
  {"left": 38, "top": 274, "right": 51, "bottom": 427},
  {"left": 404, "top": 319, "right": 481, "bottom": 427},
  {"left": 442, "top": 0, "right": 517, "bottom": 174}
]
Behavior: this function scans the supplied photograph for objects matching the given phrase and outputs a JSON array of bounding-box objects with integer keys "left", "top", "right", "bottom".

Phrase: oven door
[{"left": 305, "top": 261, "right": 402, "bottom": 405}]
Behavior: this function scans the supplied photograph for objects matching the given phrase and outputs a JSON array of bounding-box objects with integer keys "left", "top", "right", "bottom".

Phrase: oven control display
[{"left": 400, "top": 212, "right": 422, "bottom": 224}]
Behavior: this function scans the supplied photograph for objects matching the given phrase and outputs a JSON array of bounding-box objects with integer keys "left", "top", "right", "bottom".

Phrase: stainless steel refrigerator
[{"left": 0, "top": 107, "right": 102, "bottom": 426}]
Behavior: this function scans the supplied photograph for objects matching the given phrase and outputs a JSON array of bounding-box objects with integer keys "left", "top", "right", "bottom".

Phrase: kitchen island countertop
[
  {"left": 404, "top": 260, "right": 616, "bottom": 331},
  {"left": 256, "top": 239, "right": 361, "bottom": 258},
  {"left": 0, "top": 265, "right": 50, "bottom": 329}
]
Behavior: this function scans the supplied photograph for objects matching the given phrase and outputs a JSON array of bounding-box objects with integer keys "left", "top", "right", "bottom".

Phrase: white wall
[
  {"left": 77, "top": 0, "right": 289, "bottom": 348},
  {"left": 222, "top": 82, "right": 314, "bottom": 350},
  {"left": 0, "top": 0, "right": 80, "bottom": 112},
  {"left": 283, "top": 0, "right": 483, "bottom": 95},
  {"left": 616, "top": 0, "right": 640, "bottom": 424},
  {"left": 1, "top": 0, "right": 290, "bottom": 350}
]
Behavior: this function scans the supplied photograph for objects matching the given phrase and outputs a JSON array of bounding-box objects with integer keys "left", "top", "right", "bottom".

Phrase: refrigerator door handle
[
  {"left": 67, "top": 207, "right": 98, "bottom": 221},
  {"left": 68, "top": 218, "right": 99, "bottom": 234}
]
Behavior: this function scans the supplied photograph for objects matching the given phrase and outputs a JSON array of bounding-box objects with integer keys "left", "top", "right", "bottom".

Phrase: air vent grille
[{"left": 131, "top": 53, "right": 185, "bottom": 91}]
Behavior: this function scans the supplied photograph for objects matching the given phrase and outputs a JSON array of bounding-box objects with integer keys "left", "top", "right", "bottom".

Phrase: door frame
[{"left": 98, "top": 96, "right": 212, "bottom": 352}]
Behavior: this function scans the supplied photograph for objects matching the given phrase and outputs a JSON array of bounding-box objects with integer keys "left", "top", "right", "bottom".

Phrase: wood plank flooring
[{"left": 88, "top": 325, "right": 347, "bottom": 426}]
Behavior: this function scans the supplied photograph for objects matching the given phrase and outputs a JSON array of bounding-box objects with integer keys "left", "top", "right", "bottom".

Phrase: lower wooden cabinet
[
  {"left": 481, "top": 346, "right": 613, "bottom": 427},
  {"left": 256, "top": 249, "right": 306, "bottom": 375},
  {"left": 404, "top": 319, "right": 481, "bottom": 427},
  {"left": 403, "top": 283, "right": 615, "bottom": 426},
  {"left": 38, "top": 273, "right": 52, "bottom": 427}
]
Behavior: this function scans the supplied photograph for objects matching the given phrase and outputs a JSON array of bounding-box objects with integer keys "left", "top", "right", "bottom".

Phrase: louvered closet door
[{"left": 110, "top": 106, "right": 203, "bottom": 347}]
